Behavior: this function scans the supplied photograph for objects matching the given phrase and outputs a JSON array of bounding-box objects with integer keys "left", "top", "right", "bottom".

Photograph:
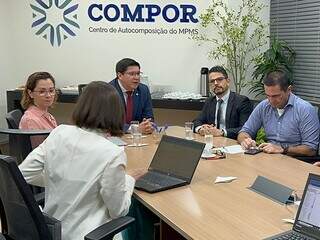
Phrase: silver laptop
[
  {"left": 135, "top": 135, "right": 205, "bottom": 193},
  {"left": 264, "top": 173, "right": 320, "bottom": 240}
]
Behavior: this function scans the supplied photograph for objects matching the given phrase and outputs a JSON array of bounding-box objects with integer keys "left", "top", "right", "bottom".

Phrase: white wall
[
  {"left": 0, "top": 1, "right": 14, "bottom": 144},
  {"left": 0, "top": 0, "right": 270, "bottom": 131}
]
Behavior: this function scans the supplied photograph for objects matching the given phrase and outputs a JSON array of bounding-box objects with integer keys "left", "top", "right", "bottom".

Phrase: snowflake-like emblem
[{"left": 31, "top": 0, "right": 80, "bottom": 47}]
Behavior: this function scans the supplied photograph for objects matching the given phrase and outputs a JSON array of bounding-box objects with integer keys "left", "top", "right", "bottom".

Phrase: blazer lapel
[
  {"left": 114, "top": 79, "right": 126, "bottom": 109},
  {"left": 225, "top": 92, "right": 235, "bottom": 128},
  {"left": 209, "top": 97, "right": 217, "bottom": 124}
]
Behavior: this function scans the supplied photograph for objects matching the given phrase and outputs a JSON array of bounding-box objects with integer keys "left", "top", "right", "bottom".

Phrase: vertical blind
[{"left": 270, "top": 0, "right": 320, "bottom": 104}]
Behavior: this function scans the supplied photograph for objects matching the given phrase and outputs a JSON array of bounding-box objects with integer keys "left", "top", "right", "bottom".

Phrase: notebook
[
  {"left": 264, "top": 173, "right": 320, "bottom": 240},
  {"left": 135, "top": 135, "right": 205, "bottom": 193}
]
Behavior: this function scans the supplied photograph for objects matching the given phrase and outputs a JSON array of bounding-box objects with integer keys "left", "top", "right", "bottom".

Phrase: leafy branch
[{"left": 193, "top": 0, "right": 268, "bottom": 94}]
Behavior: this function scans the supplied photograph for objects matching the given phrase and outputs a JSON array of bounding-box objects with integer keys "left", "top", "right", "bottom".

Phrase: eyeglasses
[
  {"left": 33, "top": 89, "right": 56, "bottom": 96},
  {"left": 209, "top": 77, "right": 226, "bottom": 84},
  {"left": 212, "top": 149, "right": 226, "bottom": 157},
  {"left": 124, "top": 71, "right": 143, "bottom": 77}
]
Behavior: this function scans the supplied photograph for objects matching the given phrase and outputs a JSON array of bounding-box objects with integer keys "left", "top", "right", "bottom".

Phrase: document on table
[
  {"left": 107, "top": 137, "right": 128, "bottom": 146},
  {"left": 223, "top": 145, "right": 244, "bottom": 154}
]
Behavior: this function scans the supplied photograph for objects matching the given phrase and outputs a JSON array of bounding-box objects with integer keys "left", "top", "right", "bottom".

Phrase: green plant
[
  {"left": 193, "top": 0, "right": 268, "bottom": 94},
  {"left": 255, "top": 128, "right": 266, "bottom": 145},
  {"left": 248, "top": 37, "right": 296, "bottom": 98}
]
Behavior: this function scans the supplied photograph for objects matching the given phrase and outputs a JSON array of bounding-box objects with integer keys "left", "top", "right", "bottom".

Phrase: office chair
[
  {"left": 78, "top": 84, "right": 87, "bottom": 95},
  {"left": 0, "top": 155, "right": 135, "bottom": 240},
  {"left": 4, "top": 109, "right": 51, "bottom": 164}
]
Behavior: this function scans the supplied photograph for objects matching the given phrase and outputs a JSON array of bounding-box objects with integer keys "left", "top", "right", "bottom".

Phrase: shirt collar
[
  {"left": 216, "top": 89, "right": 230, "bottom": 103},
  {"left": 117, "top": 79, "right": 136, "bottom": 95},
  {"left": 117, "top": 79, "right": 128, "bottom": 94},
  {"left": 286, "top": 93, "right": 295, "bottom": 107},
  {"left": 28, "top": 105, "right": 47, "bottom": 117}
]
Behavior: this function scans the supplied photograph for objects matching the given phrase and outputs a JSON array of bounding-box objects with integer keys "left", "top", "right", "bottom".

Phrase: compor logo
[{"left": 31, "top": 0, "right": 80, "bottom": 47}]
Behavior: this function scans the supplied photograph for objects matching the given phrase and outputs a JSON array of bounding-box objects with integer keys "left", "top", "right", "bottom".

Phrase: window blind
[{"left": 270, "top": 0, "right": 320, "bottom": 104}]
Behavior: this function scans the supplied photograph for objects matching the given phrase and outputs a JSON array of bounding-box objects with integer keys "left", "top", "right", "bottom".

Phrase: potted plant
[
  {"left": 248, "top": 37, "right": 296, "bottom": 98},
  {"left": 193, "top": 0, "right": 268, "bottom": 94}
]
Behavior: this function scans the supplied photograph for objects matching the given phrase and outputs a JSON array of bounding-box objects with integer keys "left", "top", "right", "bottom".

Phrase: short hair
[
  {"left": 72, "top": 81, "right": 124, "bottom": 136},
  {"left": 115, "top": 58, "right": 140, "bottom": 74},
  {"left": 21, "top": 72, "right": 56, "bottom": 109},
  {"left": 208, "top": 66, "right": 228, "bottom": 79},
  {"left": 263, "top": 70, "right": 290, "bottom": 91}
]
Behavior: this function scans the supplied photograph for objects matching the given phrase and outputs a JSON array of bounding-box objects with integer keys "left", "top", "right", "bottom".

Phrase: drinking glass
[
  {"left": 204, "top": 134, "right": 213, "bottom": 155},
  {"left": 130, "top": 121, "right": 142, "bottom": 146},
  {"left": 185, "top": 122, "right": 194, "bottom": 140}
]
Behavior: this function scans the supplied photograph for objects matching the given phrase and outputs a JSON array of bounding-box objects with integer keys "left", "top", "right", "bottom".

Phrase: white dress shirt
[
  {"left": 118, "top": 79, "right": 132, "bottom": 104},
  {"left": 195, "top": 90, "right": 230, "bottom": 135},
  {"left": 214, "top": 89, "right": 230, "bottom": 133},
  {"left": 19, "top": 124, "right": 135, "bottom": 240}
]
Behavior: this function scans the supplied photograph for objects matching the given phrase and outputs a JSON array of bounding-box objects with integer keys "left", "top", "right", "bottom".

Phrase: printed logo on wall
[{"left": 30, "top": 0, "right": 80, "bottom": 47}]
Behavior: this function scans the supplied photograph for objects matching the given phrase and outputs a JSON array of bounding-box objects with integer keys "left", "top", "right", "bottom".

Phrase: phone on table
[{"left": 244, "top": 147, "right": 262, "bottom": 155}]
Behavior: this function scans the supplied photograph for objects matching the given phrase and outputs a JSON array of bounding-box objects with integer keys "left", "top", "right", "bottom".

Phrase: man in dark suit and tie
[
  {"left": 110, "top": 58, "right": 154, "bottom": 134},
  {"left": 193, "top": 66, "right": 253, "bottom": 139}
]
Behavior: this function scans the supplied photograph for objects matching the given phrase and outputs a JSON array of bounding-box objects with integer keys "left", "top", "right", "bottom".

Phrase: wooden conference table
[{"left": 124, "top": 126, "right": 320, "bottom": 240}]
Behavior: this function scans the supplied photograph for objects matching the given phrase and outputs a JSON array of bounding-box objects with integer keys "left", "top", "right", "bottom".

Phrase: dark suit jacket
[
  {"left": 193, "top": 91, "right": 253, "bottom": 139},
  {"left": 109, "top": 78, "right": 154, "bottom": 131}
]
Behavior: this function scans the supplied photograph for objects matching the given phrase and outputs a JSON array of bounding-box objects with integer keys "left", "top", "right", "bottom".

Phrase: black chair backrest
[
  {"left": 78, "top": 84, "right": 87, "bottom": 95},
  {"left": 5, "top": 110, "right": 32, "bottom": 163},
  {"left": 0, "top": 155, "right": 51, "bottom": 240},
  {"left": 6, "top": 109, "right": 23, "bottom": 129}
]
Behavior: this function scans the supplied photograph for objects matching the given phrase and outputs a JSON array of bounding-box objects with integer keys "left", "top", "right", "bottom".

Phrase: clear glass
[
  {"left": 130, "top": 121, "right": 141, "bottom": 146},
  {"left": 204, "top": 134, "right": 213, "bottom": 155},
  {"left": 185, "top": 122, "right": 194, "bottom": 140}
]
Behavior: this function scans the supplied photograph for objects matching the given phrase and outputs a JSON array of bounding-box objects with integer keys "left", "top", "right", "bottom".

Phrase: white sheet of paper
[
  {"left": 107, "top": 137, "right": 128, "bottom": 146},
  {"left": 214, "top": 176, "right": 237, "bottom": 184},
  {"left": 223, "top": 145, "right": 244, "bottom": 154},
  {"left": 126, "top": 135, "right": 147, "bottom": 139},
  {"left": 127, "top": 143, "right": 149, "bottom": 147},
  {"left": 282, "top": 218, "right": 294, "bottom": 224}
]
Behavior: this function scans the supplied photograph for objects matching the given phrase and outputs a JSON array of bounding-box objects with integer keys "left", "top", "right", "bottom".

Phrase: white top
[
  {"left": 215, "top": 89, "right": 231, "bottom": 133},
  {"left": 19, "top": 124, "right": 135, "bottom": 240}
]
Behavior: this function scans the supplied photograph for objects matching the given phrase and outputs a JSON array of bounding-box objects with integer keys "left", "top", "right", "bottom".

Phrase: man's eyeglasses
[
  {"left": 124, "top": 71, "right": 143, "bottom": 77},
  {"left": 33, "top": 89, "right": 56, "bottom": 96},
  {"left": 209, "top": 77, "right": 226, "bottom": 84}
]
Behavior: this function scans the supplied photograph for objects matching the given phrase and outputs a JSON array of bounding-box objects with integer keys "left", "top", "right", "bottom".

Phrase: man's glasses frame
[
  {"left": 209, "top": 77, "right": 226, "bottom": 84},
  {"left": 124, "top": 71, "right": 143, "bottom": 77}
]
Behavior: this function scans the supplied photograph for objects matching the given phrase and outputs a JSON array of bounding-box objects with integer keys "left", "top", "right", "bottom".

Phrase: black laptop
[
  {"left": 264, "top": 173, "right": 320, "bottom": 240},
  {"left": 135, "top": 135, "right": 205, "bottom": 193}
]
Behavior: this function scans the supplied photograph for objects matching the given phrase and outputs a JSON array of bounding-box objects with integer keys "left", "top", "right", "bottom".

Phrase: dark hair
[
  {"left": 72, "top": 81, "right": 124, "bottom": 136},
  {"left": 21, "top": 72, "right": 56, "bottom": 109},
  {"left": 208, "top": 66, "right": 228, "bottom": 79},
  {"left": 115, "top": 58, "right": 140, "bottom": 74},
  {"left": 263, "top": 70, "right": 290, "bottom": 91}
]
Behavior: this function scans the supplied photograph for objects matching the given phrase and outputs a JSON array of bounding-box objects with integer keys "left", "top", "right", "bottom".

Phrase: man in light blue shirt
[{"left": 238, "top": 70, "right": 319, "bottom": 156}]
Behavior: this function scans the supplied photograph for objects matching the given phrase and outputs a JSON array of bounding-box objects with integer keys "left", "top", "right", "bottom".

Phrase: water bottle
[{"left": 200, "top": 67, "right": 209, "bottom": 97}]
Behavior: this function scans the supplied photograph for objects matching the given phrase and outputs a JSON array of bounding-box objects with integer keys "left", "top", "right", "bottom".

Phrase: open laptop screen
[
  {"left": 149, "top": 135, "right": 205, "bottom": 182},
  {"left": 294, "top": 174, "right": 320, "bottom": 238}
]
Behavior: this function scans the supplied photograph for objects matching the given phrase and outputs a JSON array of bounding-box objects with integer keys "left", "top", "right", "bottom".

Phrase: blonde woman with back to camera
[
  {"left": 19, "top": 81, "right": 143, "bottom": 240},
  {"left": 20, "top": 72, "right": 58, "bottom": 148}
]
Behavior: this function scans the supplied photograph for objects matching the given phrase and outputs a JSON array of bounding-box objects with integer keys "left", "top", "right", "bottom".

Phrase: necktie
[
  {"left": 216, "top": 99, "right": 223, "bottom": 129},
  {"left": 125, "top": 91, "right": 133, "bottom": 124}
]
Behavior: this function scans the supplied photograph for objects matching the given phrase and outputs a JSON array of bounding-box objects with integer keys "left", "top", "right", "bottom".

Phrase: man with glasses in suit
[
  {"left": 193, "top": 66, "right": 253, "bottom": 139},
  {"left": 110, "top": 58, "right": 154, "bottom": 134}
]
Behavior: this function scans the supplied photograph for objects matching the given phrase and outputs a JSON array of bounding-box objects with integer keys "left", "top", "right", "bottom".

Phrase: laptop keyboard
[
  {"left": 138, "top": 171, "right": 185, "bottom": 187},
  {"left": 272, "top": 232, "right": 311, "bottom": 240}
]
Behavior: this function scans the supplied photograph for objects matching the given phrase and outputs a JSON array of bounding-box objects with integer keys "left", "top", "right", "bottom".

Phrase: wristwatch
[{"left": 281, "top": 144, "right": 289, "bottom": 155}]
